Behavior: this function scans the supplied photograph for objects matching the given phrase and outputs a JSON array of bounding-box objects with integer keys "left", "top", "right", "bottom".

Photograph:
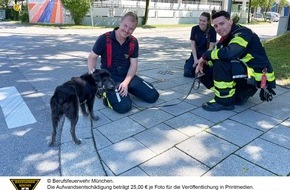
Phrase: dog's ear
[
  {"left": 91, "top": 69, "right": 102, "bottom": 81},
  {"left": 92, "top": 73, "right": 102, "bottom": 82}
]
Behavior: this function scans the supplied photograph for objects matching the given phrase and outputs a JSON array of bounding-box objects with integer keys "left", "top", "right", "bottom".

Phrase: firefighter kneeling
[{"left": 195, "top": 10, "right": 276, "bottom": 112}]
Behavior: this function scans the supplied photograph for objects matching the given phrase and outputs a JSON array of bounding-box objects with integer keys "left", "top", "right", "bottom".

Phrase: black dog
[{"left": 49, "top": 69, "right": 115, "bottom": 146}]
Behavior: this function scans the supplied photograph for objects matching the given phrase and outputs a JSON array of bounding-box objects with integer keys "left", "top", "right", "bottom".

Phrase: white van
[{"left": 265, "top": 12, "right": 280, "bottom": 22}]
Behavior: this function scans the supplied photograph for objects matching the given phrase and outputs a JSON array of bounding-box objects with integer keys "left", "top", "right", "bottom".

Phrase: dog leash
[
  {"left": 90, "top": 118, "right": 108, "bottom": 176},
  {"left": 132, "top": 73, "right": 204, "bottom": 110}
]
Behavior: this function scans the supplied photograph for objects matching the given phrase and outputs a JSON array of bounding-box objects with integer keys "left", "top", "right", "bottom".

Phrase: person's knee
[
  {"left": 184, "top": 59, "right": 195, "bottom": 78},
  {"left": 105, "top": 92, "right": 132, "bottom": 114},
  {"left": 184, "top": 69, "right": 195, "bottom": 78},
  {"left": 110, "top": 98, "right": 132, "bottom": 113},
  {"left": 112, "top": 103, "right": 132, "bottom": 114},
  {"left": 129, "top": 76, "right": 159, "bottom": 103},
  {"left": 144, "top": 89, "right": 159, "bottom": 103}
]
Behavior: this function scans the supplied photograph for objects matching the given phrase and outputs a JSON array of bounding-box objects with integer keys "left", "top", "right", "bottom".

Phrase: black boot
[{"left": 202, "top": 99, "right": 234, "bottom": 111}]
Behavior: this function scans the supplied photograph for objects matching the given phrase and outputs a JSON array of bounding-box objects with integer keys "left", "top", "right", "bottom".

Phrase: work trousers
[
  {"left": 183, "top": 54, "right": 195, "bottom": 78},
  {"left": 200, "top": 60, "right": 255, "bottom": 105},
  {"left": 105, "top": 75, "right": 159, "bottom": 113}
]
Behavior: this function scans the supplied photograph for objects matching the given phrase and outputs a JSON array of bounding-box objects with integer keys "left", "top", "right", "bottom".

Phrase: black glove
[{"left": 259, "top": 87, "right": 276, "bottom": 102}]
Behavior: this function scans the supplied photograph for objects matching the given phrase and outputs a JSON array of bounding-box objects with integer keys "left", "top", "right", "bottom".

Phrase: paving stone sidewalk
[
  {"left": 1, "top": 21, "right": 289, "bottom": 176},
  {"left": 57, "top": 24, "right": 290, "bottom": 177}
]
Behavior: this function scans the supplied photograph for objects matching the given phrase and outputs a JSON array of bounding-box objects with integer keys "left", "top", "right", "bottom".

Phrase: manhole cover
[{"left": 158, "top": 70, "right": 174, "bottom": 75}]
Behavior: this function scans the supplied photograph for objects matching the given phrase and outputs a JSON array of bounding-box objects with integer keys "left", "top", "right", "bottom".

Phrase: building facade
[{"left": 25, "top": 0, "right": 287, "bottom": 25}]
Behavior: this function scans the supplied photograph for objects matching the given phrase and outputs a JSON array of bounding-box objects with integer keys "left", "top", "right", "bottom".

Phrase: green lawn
[{"left": 264, "top": 31, "right": 290, "bottom": 88}]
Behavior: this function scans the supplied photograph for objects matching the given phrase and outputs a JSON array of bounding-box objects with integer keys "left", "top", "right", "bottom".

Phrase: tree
[
  {"left": 262, "top": 0, "right": 276, "bottom": 12},
  {"left": 0, "top": 0, "right": 11, "bottom": 8},
  {"left": 248, "top": 0, "right": 252, "bottom": 23},
  {"left": 249, "top": 0, "right": 263, "bottom": 22},
  {"left": 61, "top": 0, "right": 90, "bottom": 25},
  {"left": 250, "top": 0, "right": 273, "bottom": 12},
  {"left": 142, "top": 0, "right": 150, "bottom": 25},
  {"left": 278, "top": 0, "right": 288, "bottom": 13},
  {"left": 251, "top": 0, "right": 261, "bottom": 9},
  {"left": 0, "top": 0, "right": 12, "bottom": 19}
]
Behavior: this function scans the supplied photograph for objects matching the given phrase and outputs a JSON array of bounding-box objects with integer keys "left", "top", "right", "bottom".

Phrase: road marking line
[{"left": 0, "top": 86, "right": 36, "bottom": 128}]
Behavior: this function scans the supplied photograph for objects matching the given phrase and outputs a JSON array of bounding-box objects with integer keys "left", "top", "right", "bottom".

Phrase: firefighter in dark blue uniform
[
  {"left": 87, "top": 12, "right": 159, "bottom": 113},
  {"left": 196, "top": 11, "right": 276, "bottom": 111}
]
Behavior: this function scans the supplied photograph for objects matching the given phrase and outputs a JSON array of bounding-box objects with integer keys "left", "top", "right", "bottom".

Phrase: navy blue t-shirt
[
  {"left": 190, "top": 25, "right": 216, "bottom": 59},
  {"left": 92, "top": 30, "right": 139, "bottom": 69}
]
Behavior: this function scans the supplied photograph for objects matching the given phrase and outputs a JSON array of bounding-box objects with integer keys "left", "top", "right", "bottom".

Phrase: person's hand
[
  {"left": 259, "top": 87, "right": 276, "bottom": 102},
  {"left": 195, "top": 62, "right": 203, "bottom": 75},
  {"left": 192, "top": 59, "right": 198, "bottom": 68},
  {"left": 118, "top": 82, "right": 129, "bottom": 97},
  {"left": 195, "top": 57, "right": 206, "bottom": 75}
]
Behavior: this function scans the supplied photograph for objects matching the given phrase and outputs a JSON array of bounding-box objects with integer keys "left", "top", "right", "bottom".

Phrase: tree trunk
[
  {"left": 142, "top": 0, "right": 150, "bottom": 26},
  {"left": 248, "top": 0, "right": 252, "bottom": 23}
]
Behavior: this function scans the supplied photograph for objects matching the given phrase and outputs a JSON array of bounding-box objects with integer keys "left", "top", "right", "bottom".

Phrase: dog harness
[{"left": 105, "top": 32, "right": 136, "bottom": 68}]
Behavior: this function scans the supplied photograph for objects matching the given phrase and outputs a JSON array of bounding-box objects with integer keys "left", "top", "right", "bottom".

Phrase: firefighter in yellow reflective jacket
[{"left": 195, "top": 10, "right": 276, "bottom": 111}]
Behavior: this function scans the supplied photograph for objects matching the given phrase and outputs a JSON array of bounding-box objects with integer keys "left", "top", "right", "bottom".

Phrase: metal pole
[
  {"left": 287, "top": 11, "right": 290, "bottom": 30},
  {"left": 227, "top": 0, "right": 232, "bottom": 16},
  {"left": 90, "top": 0, "right": 94, "bottom": 27}
]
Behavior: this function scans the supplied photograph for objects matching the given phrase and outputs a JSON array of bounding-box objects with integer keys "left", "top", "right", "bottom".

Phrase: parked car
[
  {"left": 252, "top": 13, "right": 264, "bottom": 21},
  {"left": 265, "top": 12, "right": 280, "bottom": 22}
]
